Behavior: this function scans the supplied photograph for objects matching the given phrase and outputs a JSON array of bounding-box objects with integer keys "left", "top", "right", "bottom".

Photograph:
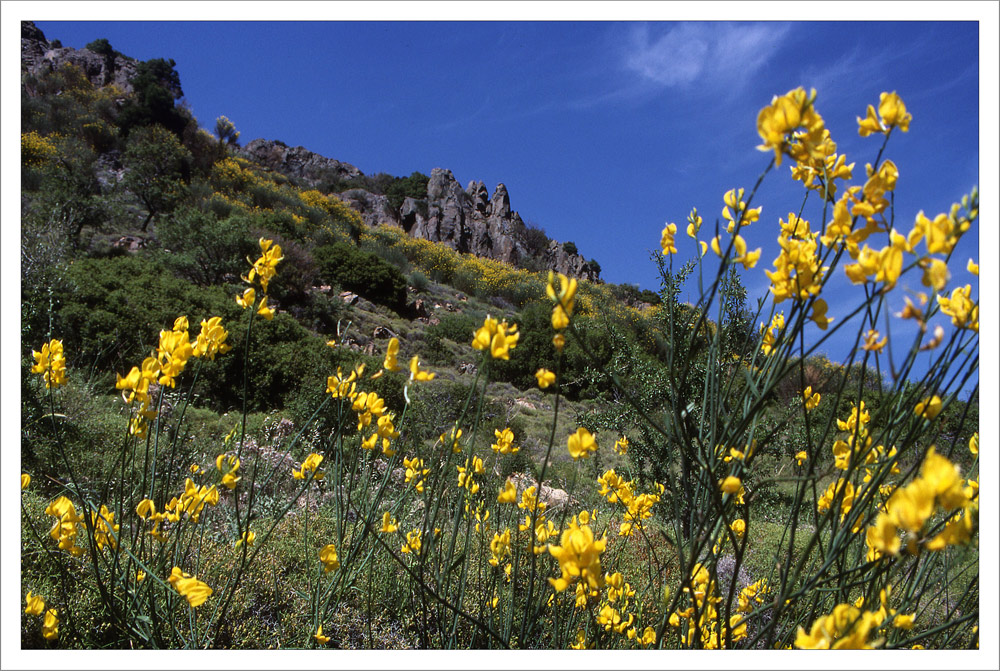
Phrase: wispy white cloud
[{"left": 621, "top": 22, "right": 792, "bottom": 92}]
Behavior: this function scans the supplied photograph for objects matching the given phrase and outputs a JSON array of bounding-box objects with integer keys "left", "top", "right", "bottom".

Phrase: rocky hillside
[
  {"left": 22, "top": 21, "right": 158, "bottom": 97},
  {"left": 238, "top": 139, "right": 601, "bottom": 281},
  {"left": 20, "top": 21, "right": 601, "bottom": 282}
]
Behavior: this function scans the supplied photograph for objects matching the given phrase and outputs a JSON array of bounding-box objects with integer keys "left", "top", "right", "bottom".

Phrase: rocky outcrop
[
  {"left": 21, "top": 21, "right": 602, "bottom": 282},
  {"left": 338, "top": 188, "right": 394, "bottom": 228},
  {"left": 543, "top": 240, "right": 601, "bottom": 280},
  {"left": 393, "top": 168, "right": 600, "bottom": 281},
  {"left": 21, "top": 21, "right": 140, "bottom": 95},
  {"left": 239, "top": 139, "right": 363, "bottom": 187}
]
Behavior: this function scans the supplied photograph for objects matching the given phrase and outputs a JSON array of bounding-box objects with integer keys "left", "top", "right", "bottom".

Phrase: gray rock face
[
  {"left": 387, "top": 168, "right": 600, "bottom": 281},
  {"left": 337, "top": 188, "right": 393, "bottom": 228},
  {"left": 21, "top": 21, "right": 140, "bottom": 95},
  {"left": 239, "top": 139, "right": 363, "bottom": 187},
  {"left": 544, "top": 240, "right": 601, "bottom": 280}
]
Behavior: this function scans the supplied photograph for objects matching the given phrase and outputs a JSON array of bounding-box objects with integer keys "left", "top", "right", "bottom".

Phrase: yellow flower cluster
[
  {"left": 710, "top": 229, "right": 761, "bottom": 271},
  {"left": 400, "top": 529, "right": 422, "bottom": 555},
  {"left": 722, "top": 187, "right": 762, "bottom": 232},
  {"left": 795, "top": 602, "right": 881, "bottom": 649},
  {"left": 756, "top": 87, "right": 823, "bottom": 167},
  {"left": 865, "top": 447, "right": 976, "bottom": 559},
  {"left": 169, "top": 567, "right": 213, "bottom": 607},
  {"left": 765, "top": 213, "right": 826, "bottom": 303},
  {"left": 802, "top": 386, "right": 821, "bottom": 410},
  {"left": 596, "top": 470, "right": 663, "bottom": 537},
  {"left": 327, "top": 363, "right": 363, "bottom": 399},
  {"left": 817, "top": 478, "right": 855, "bottom": 522},
  {"left": 319, "top": 543, "right": 340, "bottom": 572},
  {"left": 192, "top": 317, "right": 232, "bottom": 360},
  {"left": 135, "top": 479, "right": 220, "bottom": 542},
  {"left": 857, "top": 91, "right": 912, "bottom": 136},
  {"left": 31, "top": 339, "right": 68, "bottom": 389},
  {"left": 329, "top": 359, "right": 403, "bottom": 455},
  {"left": 380, "top": 512, "right": 398, "bottom": 533},
  {"left": 497, "top": 479, "right": 517, "bottom": 504},
  {"left": 660, "top": 222, "right": 678, "bottom": 255},
  {"left": 44, "top": 496, "right": 84, "bottom": 557},
  {"left": 535, "top": 368, "right": 556, "bottom": 389},
  {"left": 472, "top": 315, "right": 520, "bottom": 360},
  {"left": 757, "top": 87, "right": 854, "bottom": 202},
  {"left": 914, "top": 394, "right": 942, "bottom": 420},
  {"left": 829, "top": 402, "right": 891, "bottom": 473},
  {"left": 89, "top": 505, "right": 119, "bottom": 551},
  {"left": 210, "top": 156, "right": 311, "bottom": 217},
  {"left": 937, "top": 284, "right": 979, "bottom": 332},
  {"left": 292, "top": 453, "right": 324, "bottom": 481},
  {"left": 298, "top": 189, "right": 363, "bottom": 228},
  {"left": 217, "top": 453, "right": 242, "bottom": 489},
  {"left": 383, "top": 337, "right": 402, "bottom": 372},
  {"left": 457, "top": 455, "right": 485, "bottom": 495},
  {"left": 517, "top": 486, "right": 558, "bottom": 555},
  {"left": 547, "top": 271, "right": 578, "bottom": 351},
  {"left": 548, "top": 511, "right": 606, "bottom": 592},
  {"left": 238, "top": 237, "right": 283, "bottom": 319},
  {"left": 353, "top": 391, "right": 387, "bottom": 431},
  {"left": 491, "top": 428, "right": 519, "bottom": 455},
  {"left": 404, "top": 456, "right": 429, "bottom": 493},
  {"left": 759, "top": 312, "right": 784, "bottom": 356},
  {"left": 116, "top": 316, "right": 230, "bottom": 438},
  {"left": 489, "top": 528, "right": 512, "bottom": 567},
  {"left": 409, "top": 355, "right": 435, "bottom": 382},
  {"left": 21, "top": 131, "right": 58, "bottom": 167},
  {"left": 567, "top": 427, "right": 597, "bottom": 460},
  {"left": 668, "top": 563, "right": 746, "bottom": 649},
  {"left": 440, "top": 425, "right": 463, "bottom": 454},
  {"left": 25, "top": 591, "right": 46, "bottom": 616}
]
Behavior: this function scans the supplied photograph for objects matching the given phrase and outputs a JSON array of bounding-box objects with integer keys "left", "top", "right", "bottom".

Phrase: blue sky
[{"left": 28, "top": 16, "right": 988, "bottom": 397}]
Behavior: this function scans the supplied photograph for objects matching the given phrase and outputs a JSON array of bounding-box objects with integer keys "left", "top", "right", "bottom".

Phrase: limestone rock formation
[
  {"left": 544, "top": 240, "right": 601, "bottom": 280},
  {"left": 337, "top": 188, "right": 394, "bottom": 228},
  {"left": 239, "top": 139, "right": 363, "bottom": 188},
  {"left": 21, "top": 21, "right": 141, "bottom": 95},
  {"left": 389, "top": 168, "right": 600, "bottom": 281}
]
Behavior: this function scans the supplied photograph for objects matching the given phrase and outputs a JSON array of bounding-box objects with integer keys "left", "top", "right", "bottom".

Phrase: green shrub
[
  {"left": 153, "top": 207, "right": 256, "bottom": 286},
  {"left": 384, "top": 171, "right": 429, "bottom": 212},
  {"left": 312, "top": 241, "right": 408, "bottom": 311},
  {"left": 56, "top": 255, "right": 236, "bottom": 375},
  {"left": 408, "top": 270, "right": 429, "bottom": 292},
  {"left": 490, "top": 300, "right": 611, "bottom": 399},
  {"left": 425, "top": 313, "right": 477, "bottom": 344},
  {"left": 116, "top": 58, "right": 190, "bottom": 138},
  {"left": 198, "top": 311, "right": 338, "bottom": 413},
  {"left": 122, "top": 124, "right": 193, "bottom": 231}
]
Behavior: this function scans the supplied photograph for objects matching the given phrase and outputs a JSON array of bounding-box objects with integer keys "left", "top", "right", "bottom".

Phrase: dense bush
[
  {"left": 153, "top": 207, "right": 256, "bottom": 286},
  {"left": 425, "top": 313, "right": 478, "bottom": 344},
  {"left": 490, "top": 300, "right": 612, "bottom": 399},
  {"left": 116, "top": 58, "right": 189, "bottom": 138},
  {"left": 55, "top": 255, "right": 236, "bottom": 375},
  {"left": 122, "top": 123, "right": 192, "bottom": 230},
  {"left": 312, "top": 241, "right": 408, "bottom": 312},
  {"left": 384, "top": 171, "right": 430, "bottom": 212}
]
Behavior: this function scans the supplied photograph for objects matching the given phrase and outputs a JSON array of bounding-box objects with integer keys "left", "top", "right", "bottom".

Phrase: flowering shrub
[{"left": 21, "top": 88, "right": 978, "bottom": 652}]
